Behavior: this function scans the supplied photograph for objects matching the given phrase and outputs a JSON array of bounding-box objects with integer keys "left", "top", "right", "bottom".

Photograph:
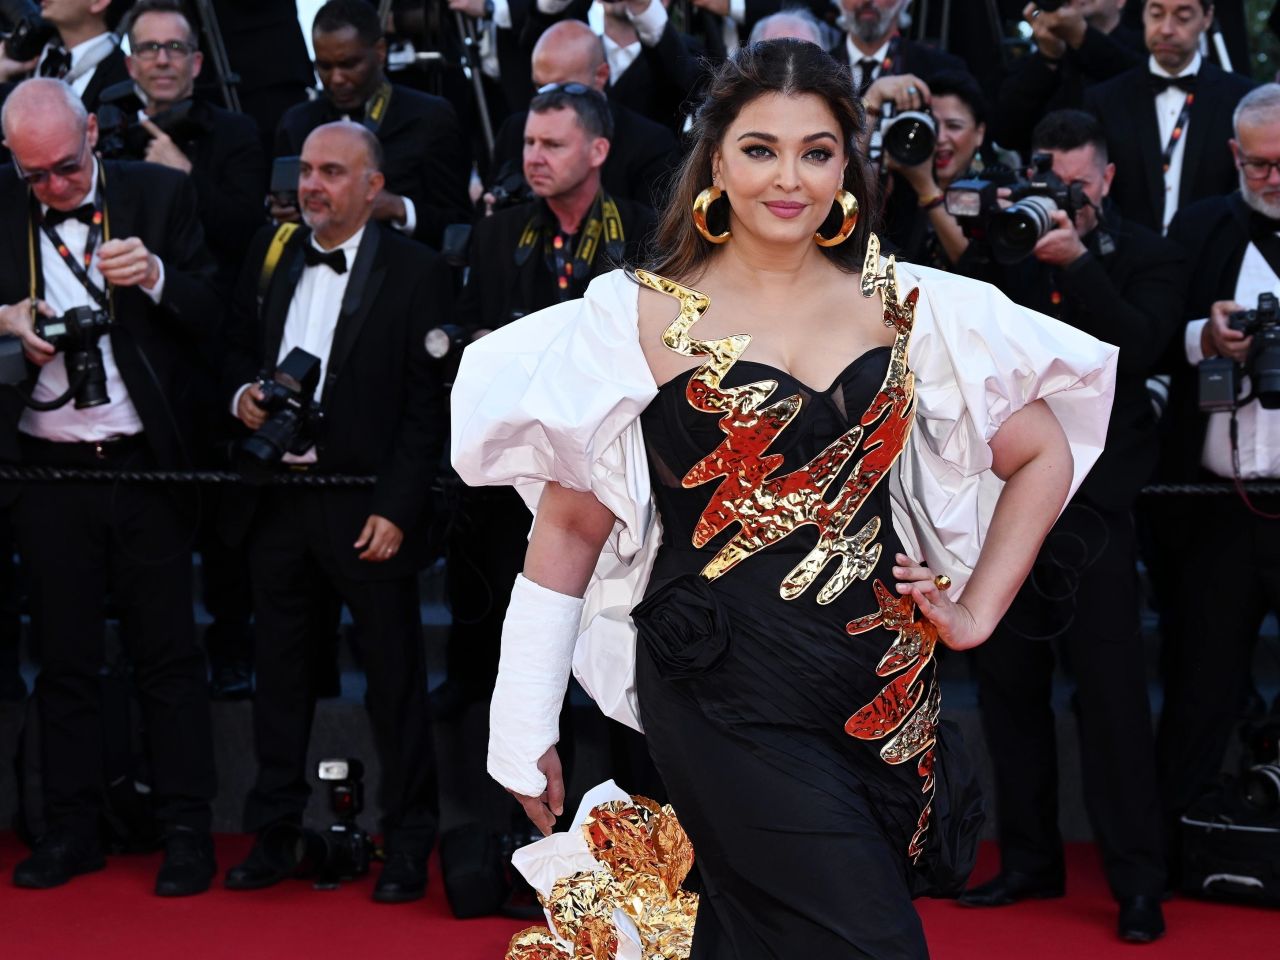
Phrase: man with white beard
[{"left": 1157, "top": 82, "right": 1280, "bottom": 883}]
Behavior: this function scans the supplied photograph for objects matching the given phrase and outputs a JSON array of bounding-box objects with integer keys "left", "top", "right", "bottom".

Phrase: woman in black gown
[{"left": 453, "top": 40, "right": 1117, "bottom": 959}]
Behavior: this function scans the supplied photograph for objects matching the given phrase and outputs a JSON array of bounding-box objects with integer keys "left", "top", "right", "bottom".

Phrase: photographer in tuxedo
[
  {"left": 0, "top": 0, "right": 131, "bottom": 112},
  {"left": 1157, "top": 83, "right": 1280, "bottom": 872},
  {"left": 223, "top": 121, "right": 449, "bottom": 903},
  {"left": 272, "top": 0, "right": 471, "bottom": 251},
  {"left": 0, "top": 77, "right": 219, "bottom": 895},
  {"left": 1084, "top": 0, "right": 1253, "bottom": 234},
  {"left": 956, "top": 110, "right": 1184, "bottom": 943}
]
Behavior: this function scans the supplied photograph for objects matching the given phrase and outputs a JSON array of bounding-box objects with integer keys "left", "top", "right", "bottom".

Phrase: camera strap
[
  {"left": 515, "top": 192, "right": 625, "bottom": 300},
  {"left": 362, "top": 82, "right": 392, "bottom": 135},
  {"left": 27, "top": 161, "right": 112, "bottom": 316},
  {"left": 1160, "top": 93, "right": 1194, "bottom": 175}
]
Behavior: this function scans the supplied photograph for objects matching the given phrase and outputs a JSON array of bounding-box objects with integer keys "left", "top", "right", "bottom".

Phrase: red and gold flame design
[{"left": 634, "top": 234, "right": 941, "bottom": 861}]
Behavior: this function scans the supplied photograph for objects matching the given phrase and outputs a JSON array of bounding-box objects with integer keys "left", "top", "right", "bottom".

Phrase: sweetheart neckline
[{"left": 654, "top": 344, "right": 894, "bottom": 396}]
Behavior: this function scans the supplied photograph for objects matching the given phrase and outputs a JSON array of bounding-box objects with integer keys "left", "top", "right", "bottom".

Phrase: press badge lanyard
[
  {"left": 1161, "top": 94, "right": 1194, "bottom": 174},
  {"left": 27, "top": 163, "right": 113, "bottom": 316}
]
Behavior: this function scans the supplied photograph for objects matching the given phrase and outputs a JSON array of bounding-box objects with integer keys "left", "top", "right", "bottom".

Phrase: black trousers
[
  {"left": 243, "top": 488, "right": 438, "bottom": 840},
  {"left": 12, "top": 437, "right": 215, "bottom": 837},
  {"left": 1156, "top": 490, "right": 1280, "bottom": 844},
  {"left": 972, "top": 500, "right": 1165, "bottom": 899}
]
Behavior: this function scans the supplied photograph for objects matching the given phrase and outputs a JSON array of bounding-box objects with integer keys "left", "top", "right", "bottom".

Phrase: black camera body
[
  {"left": 1199, "top": 292, "right": 1280, "bottom": 412},
  {"left": 1240, "top": 720, "right": 1280, "bottom": 816},
  {"left": 946, "top": 153, "right": 1087, "bottom": 264},
  {"left": 270, "top": 155, "right": 301, "bottom": 211},
  {"left": 870, "top": 102, "right": 937, "bottom": 168},
  {"left": 95, "top": 82, "right": 205, "bottom": 161},
  {"left": 35, "top": 305, "right": 112, "bottom": 409},
  {"left": 235, "top": 347, "right": 323, "bottom": 480},
  {"left": 0, "top": 0, "right": 53, "bottom": 62}
]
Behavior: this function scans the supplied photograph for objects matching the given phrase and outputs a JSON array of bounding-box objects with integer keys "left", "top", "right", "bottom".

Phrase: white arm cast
[{"left": 488, "top": 573, "right": 586, "bottom": 797}]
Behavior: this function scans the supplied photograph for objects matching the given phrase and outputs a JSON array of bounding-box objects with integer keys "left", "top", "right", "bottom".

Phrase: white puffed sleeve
[
  {"left": 888, "top": 263, "right": 1119, "bottom": 596},
  {"left": 450, "top": 269, "right": 661, "bottom": 731}
]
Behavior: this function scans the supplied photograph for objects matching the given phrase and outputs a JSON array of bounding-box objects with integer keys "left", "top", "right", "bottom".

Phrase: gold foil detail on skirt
[{"left": 508, "top": 797, "right": 699, "bottom": 960}]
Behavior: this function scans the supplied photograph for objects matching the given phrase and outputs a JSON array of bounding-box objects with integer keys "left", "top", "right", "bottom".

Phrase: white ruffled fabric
[{"left": 451, "top": 265, "right": 1118, "bottom": 733}]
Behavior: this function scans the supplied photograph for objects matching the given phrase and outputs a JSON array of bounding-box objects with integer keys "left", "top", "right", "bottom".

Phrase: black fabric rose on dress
[{"left": 631, "top": 574, "right": 732, "bottom": 681}]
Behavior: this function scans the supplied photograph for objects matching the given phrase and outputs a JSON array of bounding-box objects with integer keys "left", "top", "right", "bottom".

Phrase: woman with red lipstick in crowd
[
  {"left": 880, "top": 70, "right": 994, "bottom": 270},
  {"left": 452, "top": 40, "right": 1118, "bottom": 958}
]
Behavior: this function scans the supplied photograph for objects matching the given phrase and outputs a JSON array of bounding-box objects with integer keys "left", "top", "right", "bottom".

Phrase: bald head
[
  {"left": 298, "top": 121, "right": 386, "bottom": 248},
  {"left": 531, "top": 20, "right": 609, "bottom": 91},
  {"left": 2, "top": 79, "right": 97, "bottom": 212},
  {"left": 1, "top": 78, "right": 87, "bottom": 145}
]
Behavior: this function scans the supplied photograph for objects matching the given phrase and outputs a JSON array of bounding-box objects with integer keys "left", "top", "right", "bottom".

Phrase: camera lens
[
  {"left": 68, "top": 345, "right": 110, "bottom": 409},
  {"left": 990, "top": 195, "right": 1058, "bottom": 263},
  {"left": 1254, "top": 334, "right": 1280, "bottom": 409},
  {"left": 883, "top": 112, "right": 936, "bottom": 167},
  {"left": 236, "top": 408, "right": 303, "bottom": 483}
]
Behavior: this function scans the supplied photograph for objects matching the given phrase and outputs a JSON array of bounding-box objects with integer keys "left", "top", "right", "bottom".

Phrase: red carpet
[{"left": 0, "top": 833, "right": 1271, "bottom": 958}]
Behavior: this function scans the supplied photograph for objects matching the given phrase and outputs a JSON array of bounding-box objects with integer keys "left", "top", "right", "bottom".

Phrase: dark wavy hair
[{"left": 645, "top": 39, "right": 878, "bottom": 281}]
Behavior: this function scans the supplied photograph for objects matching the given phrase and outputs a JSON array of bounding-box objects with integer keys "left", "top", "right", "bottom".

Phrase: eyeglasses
[
  {"left": 1237, "top": 154, "right": 1280, "bottom": 181},
  {"left": 14, "top": 133, "right": 89, "bottom": 187},
  {"left": 536, "top": 82, "right": 594, "bottom": 96},
  {"left": 132, "top": 40, "right": 196, "bottom": 61}
]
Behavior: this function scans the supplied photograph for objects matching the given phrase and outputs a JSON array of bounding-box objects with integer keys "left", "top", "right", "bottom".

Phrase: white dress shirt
[
  {"left": 19, "top": 158, "right": 167, "bottom": 443},
  {"left": 235, "top": 227, "right": 366, "bottom": 464},
  {"left": 37, "top": 33, "right": 119, "bottom": 97},
  {"left": 848, "top": 37, "right": 892, "bottom": 92},
  {"left": 1184, "top": 241, "right": 1280, "bottom": 479},
  {"left": 1151, "top": 52, "right": 1201, "bottom": 233}
]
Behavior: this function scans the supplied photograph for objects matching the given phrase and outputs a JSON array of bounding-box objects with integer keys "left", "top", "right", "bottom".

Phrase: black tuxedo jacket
[
  {"left": 1162, "top": 192, "right": 1258, "bottom": 480},
  {"left": 608, "top": 22, "right": 706, "bottom": 133},
  {"left": 491, "top": 99, "right": 678, "bottom": 210},
  {"left": 80, "top": 47, "right": 130, "bottom": 114},
  {"left": 275, "top": 85, "right": 473, "bottom": 250},
  {"left": 457, "top": 193, "right": 653, "bottom": 333},
  {"left": 0, "top": 159, "right": 220, "bottom": 468},
  {"left": 175, "top": 100, "right": 268, "bottom": 290},
  {"left": 223, "top": 222, "right": 451, "bottom": 580},
  {"left": 1084, "top": 62, "right": 1255, "bottom": 233},
  {"left": 829, "top": 33, "right": 967, "bottom": 83},
  {"left": 961, "top": 211, "right": 1186, "bottom": 508}
]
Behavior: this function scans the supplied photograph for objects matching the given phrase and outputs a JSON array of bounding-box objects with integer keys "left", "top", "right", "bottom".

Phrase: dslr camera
[
  {"left": 257, "top": 758, "right": 374, "bottom": 890},
  {"left": 0, "top": 0, "right": 53, "bottom": 62},
  {"left": 1199, "top": 292, "right": 1280, "bottom": 412},
  {"left": 946, "top": 152, "right": 1088, "bottom": 264},
  {"left": 236, "top": 347, "right": 324, "bottom": 480},
  {"left": 28, "top": 306, "right": 112, "bottom": 409},
  {"left": 869, "top": 102, "right": 936, "bottom": 169},
  {"left": 95, "top": 82, "right": 205, "bottom": 161}
]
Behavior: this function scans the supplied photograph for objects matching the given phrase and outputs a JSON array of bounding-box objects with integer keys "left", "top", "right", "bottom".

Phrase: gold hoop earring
[
  {"left": 692, "top": 184, "right": 731, "bottom": 244},
  {"left": 814, "top": 190, "right": 859, "bottom": 247}
]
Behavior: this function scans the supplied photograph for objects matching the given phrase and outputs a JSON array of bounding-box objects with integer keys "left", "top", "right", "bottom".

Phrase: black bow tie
[
  {"left": 39, "top": 45, "right": 71, "bottom": 79},
  {"left": 44, "top": 204, "right": 95, "bottom": 228},
  {"left": 302, "top": 244, "right": 347, "bottom": 274},
  {"left": 1149, "top": 72, "right": 1197, "bottom": 95}
]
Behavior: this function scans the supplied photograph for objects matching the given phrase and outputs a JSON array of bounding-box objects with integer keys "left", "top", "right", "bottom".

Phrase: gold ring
[{"left": 933, "top": 575, "right": 952, "bottom": 591}]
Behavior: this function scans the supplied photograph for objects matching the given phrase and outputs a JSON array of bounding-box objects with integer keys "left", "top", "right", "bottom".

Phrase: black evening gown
[{"left": 632, "top": 337, "right": 982, "bottom": 960}]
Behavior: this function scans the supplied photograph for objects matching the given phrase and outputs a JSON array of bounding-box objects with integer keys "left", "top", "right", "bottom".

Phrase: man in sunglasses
[
  {"left": 954, "top": 108, "right": 1184, "bottom": 943},
  {"left": 0, "top": 77, "right": 220, "bottom": 896},
  {"left": 1158, "top": 82, "right": 1280, "bottom": 884}
]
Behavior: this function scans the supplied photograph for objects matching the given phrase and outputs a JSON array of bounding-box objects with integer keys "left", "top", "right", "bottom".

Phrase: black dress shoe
[
  {"left": 374, "top": 848, "right": 428, "bottom": 903},
  {"left": 958, "top": 871, "right": 1065, "bottom": 907},
  {"left": 224, "top": 832, "right": 294, "bottom": 891},
  {"left": 13, "top": 830, "right": 105, "bottom": 889},
  {"left": 1117, "top": 895, "right": 1166, "bottom": 943},
  {"left": 156, "top": 828, "right": 216, "bottom": 897}
]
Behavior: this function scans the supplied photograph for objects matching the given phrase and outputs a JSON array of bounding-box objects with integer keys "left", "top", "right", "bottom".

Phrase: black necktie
[
  {"left": 855, "top": 58, "right": 879, "bottom": 97},
  {"left": 39, "top": 45, "right": 71, "bottom": 79},
  {"left": 1149, "top": 73, "right": 1197, "bottom": 95},
  {"left": 45, "top": 204, "right": 95, "bottom": 227},
  {"left": 302, "top": 244, "right": 347, "bottom": 274}
]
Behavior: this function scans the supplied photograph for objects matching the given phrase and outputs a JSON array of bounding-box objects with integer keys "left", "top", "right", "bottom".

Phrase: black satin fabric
[{"left": 634, "top": 349, "right": 982, "bottom": 959}]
